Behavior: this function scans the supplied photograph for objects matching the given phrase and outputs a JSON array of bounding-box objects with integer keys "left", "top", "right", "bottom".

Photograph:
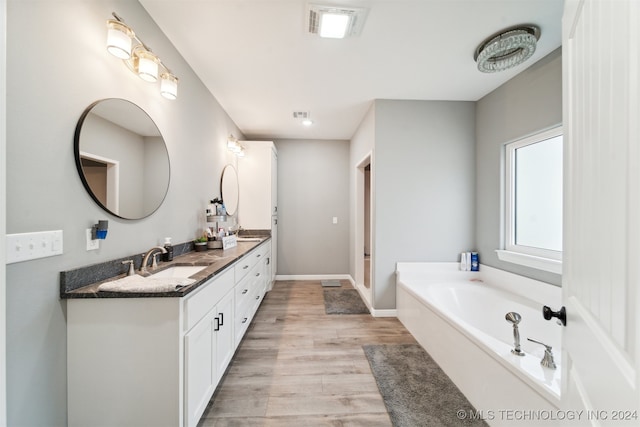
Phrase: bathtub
[{"left": 396, "top": 263, "right": 562, "bottom": 426}]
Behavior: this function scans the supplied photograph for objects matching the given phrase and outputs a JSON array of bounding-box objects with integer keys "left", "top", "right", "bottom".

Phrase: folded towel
[{"left": 98, "top": 274, "right": 196, "bottom": 293}]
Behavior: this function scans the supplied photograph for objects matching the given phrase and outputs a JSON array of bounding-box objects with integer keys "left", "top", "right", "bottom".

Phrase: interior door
[{"left": 562, "top": 0, "right": 640, "bottom": 420}]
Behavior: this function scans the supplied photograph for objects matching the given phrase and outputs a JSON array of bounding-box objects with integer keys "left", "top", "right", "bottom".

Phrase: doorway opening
[
  {"left": 80, "top": 152, "right": 120, "bottom": 215},
  {"left": 355, "top": 154, "right": 372, "bottom": 306}
]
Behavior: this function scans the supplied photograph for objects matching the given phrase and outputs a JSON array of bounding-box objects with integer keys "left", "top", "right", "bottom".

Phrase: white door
[{"left": 562, "top": 0, "right": 640, "bottom": 421}]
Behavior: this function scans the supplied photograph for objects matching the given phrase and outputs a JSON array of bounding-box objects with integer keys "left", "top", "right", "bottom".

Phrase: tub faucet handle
[{"left": 527, "top": 338, "right": 556, "bottom": 370}]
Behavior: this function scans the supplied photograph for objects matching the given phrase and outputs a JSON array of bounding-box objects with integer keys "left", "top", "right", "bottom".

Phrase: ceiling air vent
[
  {"left": 307, "top": 4, "right": 368, "bottom": 38},
  {"left": 293, "top": 111, "right": 310, "bottom": 119}
]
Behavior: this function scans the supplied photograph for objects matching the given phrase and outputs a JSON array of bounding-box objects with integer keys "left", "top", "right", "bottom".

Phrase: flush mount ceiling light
[
  {"left": 307, "top": 4, "right": 368, "bottom": 39},
  {"left": 106, "top": 12, "right": 179, "bottom": 99},
  {"left": 474, "top": 25, "right": 540, "bottom": 73}
]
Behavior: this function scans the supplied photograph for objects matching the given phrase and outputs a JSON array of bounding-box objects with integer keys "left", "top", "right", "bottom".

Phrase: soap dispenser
[{"left": 163, "top": 237, "right": 174, "bottom": 261}]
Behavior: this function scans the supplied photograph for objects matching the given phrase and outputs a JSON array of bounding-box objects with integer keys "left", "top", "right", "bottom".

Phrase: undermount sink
[
  {"left": 150, "top": 265, "right": 207, "bottom": 278},
  {"left": 236, "top": 237, "right": 264, "bottom": 242}
]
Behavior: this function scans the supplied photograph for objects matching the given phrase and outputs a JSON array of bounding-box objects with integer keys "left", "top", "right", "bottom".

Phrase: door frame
[{"left": 355, "top": 152, "right": 373, "bottom": 306}]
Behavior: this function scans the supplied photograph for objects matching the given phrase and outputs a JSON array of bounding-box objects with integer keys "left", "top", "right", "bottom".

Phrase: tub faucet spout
[
  {"left": 505, "top": 312, "right": 525, "bottom": 356},
  {"left": 527, "top": 338, "right": 557, "bottom": 369}
]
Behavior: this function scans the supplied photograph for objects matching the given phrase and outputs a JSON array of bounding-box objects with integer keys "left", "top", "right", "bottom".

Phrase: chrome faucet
[
  {"left": 527, "top": 338, "right": 557, "bottom": 369},
  {"left": 140, "top": 246, "right": 168, "bottom": 273},
  {"left": 505, "top": 312, "right": 525, "bottom": 356}
]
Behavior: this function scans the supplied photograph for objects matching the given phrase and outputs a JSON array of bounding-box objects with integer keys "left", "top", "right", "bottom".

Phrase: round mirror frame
[
  {"left": 74, "top": 98, "right": 171, "bottom": 219},
  {"left": 220, "top": 164, "right": 239, "bottom": 216}
]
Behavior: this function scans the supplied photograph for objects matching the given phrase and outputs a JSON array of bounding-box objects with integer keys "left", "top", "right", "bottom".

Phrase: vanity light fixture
[
  {"left": 474, "top": 25, "right": 540, "bottom": 73},
  {"left": 106, "top": 12, "right": 179, "bottom": 99},
  {"left": 227, "top": 135, "right": 245, "bottom": 157}
]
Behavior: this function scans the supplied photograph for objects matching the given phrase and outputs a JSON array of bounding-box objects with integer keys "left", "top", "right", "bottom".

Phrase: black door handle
[{"left": 543, "top": 305, "right": 566, "bottom": 326}]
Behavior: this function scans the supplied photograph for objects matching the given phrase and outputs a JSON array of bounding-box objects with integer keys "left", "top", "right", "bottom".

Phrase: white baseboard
[
  {"left": 370, "top": 309, "right": 397, "bottom": 317},
  {"left": 275, "top": 274, "right": 352, "bottom": 281}
]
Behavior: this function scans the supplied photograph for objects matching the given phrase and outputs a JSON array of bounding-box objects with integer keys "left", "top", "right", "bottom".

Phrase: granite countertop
[{"left": 61, "top": 238, "right": 270, "bottom": 299}]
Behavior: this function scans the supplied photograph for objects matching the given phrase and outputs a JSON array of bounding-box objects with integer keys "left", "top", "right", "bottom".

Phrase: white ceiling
[{"left": 139, "top": 0, "right": 563, "bottom": 141}]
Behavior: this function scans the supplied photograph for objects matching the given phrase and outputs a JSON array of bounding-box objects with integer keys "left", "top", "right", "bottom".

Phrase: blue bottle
[{"left": 470, "top": 252, "right": 479, "bottom": 271}]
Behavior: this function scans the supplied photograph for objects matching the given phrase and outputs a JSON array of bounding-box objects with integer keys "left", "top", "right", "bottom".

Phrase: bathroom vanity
[{"left": 63, "top": 239, "right": 271, "bottom": 427}]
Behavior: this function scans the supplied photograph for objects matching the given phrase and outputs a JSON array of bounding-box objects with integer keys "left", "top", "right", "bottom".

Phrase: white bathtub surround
[{"left": 396, "top": 262, "right": 562, "bottom": 426}]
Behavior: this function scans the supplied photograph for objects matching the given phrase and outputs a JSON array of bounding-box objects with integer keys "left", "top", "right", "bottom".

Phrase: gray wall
[
  {"left": 6, "top": 1, "right": 242, "bottom": 425},
  {"left": 373, "top": 100, "right": 476, "bottom": 309},
  {"left": 275, "top": 139, "right": 350, "bottom": 275},
  {"left": 476, "top": 48, "right": 562, "bottom": 285}
]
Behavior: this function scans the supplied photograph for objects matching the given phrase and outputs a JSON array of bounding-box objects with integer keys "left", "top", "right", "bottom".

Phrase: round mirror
[
  {"left": 220, "top": 164, "right": 239, "bottom": 216},
  {"left": 74, "top": 99, "right": 170, "bottom": 219}
]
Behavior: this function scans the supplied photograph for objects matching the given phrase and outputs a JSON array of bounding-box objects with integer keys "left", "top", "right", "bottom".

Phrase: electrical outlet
[
  {"left": 332, "top": 216, "right": 338, "bottom": 224},
  {"left": 86, "top": 228, "right": 99, "bottom": 251}
]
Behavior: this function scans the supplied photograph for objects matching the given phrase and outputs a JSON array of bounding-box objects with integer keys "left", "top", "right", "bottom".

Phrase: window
[{"left": 497, "top": 126, "right": 563, "bottom": 274}]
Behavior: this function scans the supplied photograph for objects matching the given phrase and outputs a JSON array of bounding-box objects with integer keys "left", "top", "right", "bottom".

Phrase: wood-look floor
[{"left": 198, "top": 280, "right": 417, "bottom": 426}]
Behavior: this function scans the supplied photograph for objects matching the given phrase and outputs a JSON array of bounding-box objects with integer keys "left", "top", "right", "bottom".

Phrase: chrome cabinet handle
[
  {"left": 242, "top": 317, "right": 248, "bottom": 324},
  {"left": 242, "top": 289, "right": 248, "bottom": 294},
  {"left": 214, "top": 317, "right": 220, "bottom": 331},
  {"left": 218, "top": 313, "right": 224, "bottom": 326}
]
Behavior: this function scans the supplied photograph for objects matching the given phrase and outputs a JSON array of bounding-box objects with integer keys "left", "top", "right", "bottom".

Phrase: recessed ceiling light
[
  {"left": 302, "top": 119, "right": 314, "bottom": 126},
  {"left": 307, "top": 4, "right": 368, "bottom": 39}
]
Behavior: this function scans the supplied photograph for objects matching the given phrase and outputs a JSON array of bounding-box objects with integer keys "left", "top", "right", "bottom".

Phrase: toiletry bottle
[
  {"left": 164, "top": 237, "right": 174, "bottom": 261},
  {"left": 460, "top": 252, "right": 468, "bottom": 271},
  {"left": 471, "top": 252, "right": 479, "bottom": 271}
]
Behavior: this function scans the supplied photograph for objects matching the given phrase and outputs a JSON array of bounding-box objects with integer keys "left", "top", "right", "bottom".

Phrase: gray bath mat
[
  {"left": 363, "top": 344, "right": 488, "bottom": 427},
  {"left": 323, "top": 289, "right": 369, "bottom": 314}
]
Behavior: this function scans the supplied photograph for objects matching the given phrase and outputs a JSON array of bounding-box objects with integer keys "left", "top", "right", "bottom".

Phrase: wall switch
[
  {"left": 6, "top": 230, "right": 64, "bottom": 264},
  {"left": 86, "top": 228, "right": 99, "bottom": 251},
  {"left": 332, "top": 217, "right": 338, "bottom": 224}
]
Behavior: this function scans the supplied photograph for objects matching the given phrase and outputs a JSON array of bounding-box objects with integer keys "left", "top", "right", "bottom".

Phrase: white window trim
[
  {"left": 495, "top": 250, "right": 562, "bottom": 274},
  {"left": 501, "top": 125, "right": 563, "bottom": 274}
]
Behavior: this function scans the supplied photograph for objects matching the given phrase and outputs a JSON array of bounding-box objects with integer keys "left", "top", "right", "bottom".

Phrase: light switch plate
[
  {"left": 6, "top": 230, "right": 64, "bottom": 264},
  {"left": 86, "top": 229, "right": 99, "bottom": 251},
  {"left": 332, "top": 217, "right": 338, "bottom": 224}
]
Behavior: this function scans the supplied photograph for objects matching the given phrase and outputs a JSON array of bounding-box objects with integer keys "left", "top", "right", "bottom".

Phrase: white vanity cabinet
[{"left": 67, "top": 241, "right": 270, "bottom": 427}]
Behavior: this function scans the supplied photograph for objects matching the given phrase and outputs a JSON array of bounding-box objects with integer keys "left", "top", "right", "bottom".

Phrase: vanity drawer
[
  {"left": 184, "top": 268, "right": 234, "bottom": 332},
  {"left": 235, "top": 265, "right": 259, "bottom": 312},
  {"left": 234, "top": 243, "right": 268, "bottom": 282},
  {"left": 234, "top": 253, "right": 256, "bottom": 282}
]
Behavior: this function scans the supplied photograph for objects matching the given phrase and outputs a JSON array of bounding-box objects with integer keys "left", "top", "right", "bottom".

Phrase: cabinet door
[
  {"left": 184, "top": 312, "right": 216, "bottom": 427},
  {"left": 263, "top": 251, "right": 272, "bottom": 292},
  {"left": 215, "top": 290, "right": 234, "bottom": 381},
  {"left": 271, "top": 147, "right": 278, "bottom": 216}
]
